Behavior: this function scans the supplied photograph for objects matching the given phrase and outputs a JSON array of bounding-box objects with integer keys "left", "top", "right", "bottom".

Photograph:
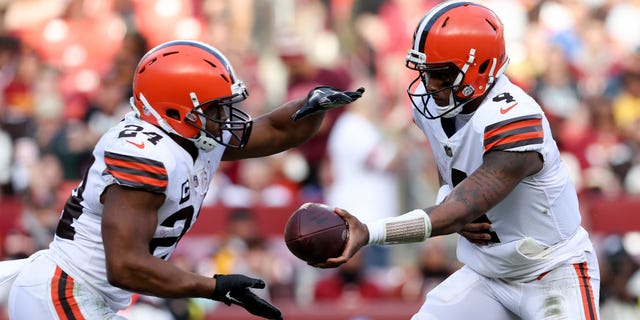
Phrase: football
[{"left": 284, "top": 203, "right": 348, "bottom": 264}]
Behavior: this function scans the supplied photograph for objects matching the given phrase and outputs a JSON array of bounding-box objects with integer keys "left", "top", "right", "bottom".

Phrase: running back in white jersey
[
  {"left": 412, "top": 76, "right": 593, "bottom": 281},
  {"left": 49, "top": 112, "right": 227, "bottom": 310}
]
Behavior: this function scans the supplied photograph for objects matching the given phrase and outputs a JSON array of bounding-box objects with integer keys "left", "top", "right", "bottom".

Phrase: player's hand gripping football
[
  {"left": 291, "top": 86, "right": 365, "bottom": 121},
  {"left": 211, "top": 274, "right": 283, "bottom": 320},
  {"left": 309, "top": 207, "right": 369, "bottom": 269}
]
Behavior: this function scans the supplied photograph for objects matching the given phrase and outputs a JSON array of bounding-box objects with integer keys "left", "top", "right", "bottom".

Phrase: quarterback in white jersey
[
  {"left": 5, "top": 40, "right": 364, "bottom": 319},
  {"left": 313, "top": 2, "right": 600, "bottom": 320},
  {"left": 413, "top": 74, "right": 593, "bottom": 282}
]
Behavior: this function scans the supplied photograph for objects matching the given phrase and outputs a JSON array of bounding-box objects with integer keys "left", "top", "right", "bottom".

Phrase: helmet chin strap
[
  {"left": 188, "top": 92, "right": 218, "bottom": 152},
  {"left": 438, "top": 48, "right": 477, "bottom": 118},
  {"left": 136, "top": 92, "right": 220, "bottom": 152},
  {"left": 438, "top": 94, "right": 462, "bottom": 118},
  {"left": 192, "top": 133, "right": 216, "bottom": 152},
  {"left": 440, "top": 55, "right": 509, "bottom": 119},
  {"left": 437, "top": 93, "right": 474, "bottom": 118},
  {"left": 138, "top": 93, "right": 180, "bottom": 135}
]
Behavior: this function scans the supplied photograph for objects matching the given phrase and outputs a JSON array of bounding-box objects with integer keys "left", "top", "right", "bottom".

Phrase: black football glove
[
  {"left": 291, "top": 86, "right": 365, "bottom": 121},
  {"left": 211, "top": 274, "right": 283, "bottom": 320}
]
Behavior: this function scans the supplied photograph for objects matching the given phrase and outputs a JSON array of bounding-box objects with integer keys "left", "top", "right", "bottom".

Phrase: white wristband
[
  {"left": 367, "top": 218, "right": 386, "bottom": 245},
  {"left": 366, "top": 209, "right": 432, "bottom": 245}
]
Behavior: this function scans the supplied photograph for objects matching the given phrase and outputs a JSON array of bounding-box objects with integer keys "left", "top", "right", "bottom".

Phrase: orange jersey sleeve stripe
[
  {"left": 484, "top": 131, "right": 544, "bottom": 152},
  {"left": 104, "top": 152, "right": 167, "bottom": 176},
  {"left": 104, "top": 151, "right": 168, "bottom": 193},
  {"left": 484, "top": 118, "right": 542, "bottom": 141},
  {"left": 51, "top": 266, "right": 86, "bottom": 320},
  {"left": 108, "top": 169, "right": 169, "bottom": 191},
  {"left": 104, "top": 157, "right": 167, "bottom": 176},
  {"left": 484, "top": 115, "right": 543, "bottom": 152},
  {"left": 573, "top": 262, "right": 598, "bottom": 320},
  {"left": 484, "top": 114, "right": 542, "bottom": 132},
  {"left": 104, "top": 158, "right": 169, "bottom": 182}
]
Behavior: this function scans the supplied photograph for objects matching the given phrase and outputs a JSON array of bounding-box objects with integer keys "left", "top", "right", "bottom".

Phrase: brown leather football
[{"left": 284, "top": 203, "right": 348, "bottom": 264}]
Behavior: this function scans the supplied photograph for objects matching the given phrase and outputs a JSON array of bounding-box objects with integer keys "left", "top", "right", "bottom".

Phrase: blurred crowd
[{"left": 0, "top": 0, "right": 639, "bottom": 319}]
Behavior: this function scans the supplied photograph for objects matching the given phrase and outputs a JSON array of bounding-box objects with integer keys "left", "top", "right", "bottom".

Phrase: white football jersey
[
  {"left": 48, "top": 112, "right": 227, "bottom": 310},
  {"left": 412, "top": 76, "right": 593, "bottom": 281}
]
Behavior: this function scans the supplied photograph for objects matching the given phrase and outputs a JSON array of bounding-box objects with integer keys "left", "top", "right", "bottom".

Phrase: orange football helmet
[
  {"left": 131, "top": 40, "right": 252, "bottom": 151},
  {"left": 406, "top": 1, "right": 509, "bottom": 119}
]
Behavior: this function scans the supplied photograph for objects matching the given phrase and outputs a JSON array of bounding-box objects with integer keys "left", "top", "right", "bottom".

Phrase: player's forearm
[
  {"left": 427, "top": 201, "right": 476, "bottom": 237},
  {"left": 428, "top": 174, "right": 512, "bottom": 236},
  {"left": 365, "top": 165, "right": 517, "bottom": 244},
  {"left": 365, "top": 202, "right": 481, "bottom": 245},
  {"left": 266, "top": 97, "right": 324, "bottom": 145},
  {"left": 366, "top": 208, "right": 433, "bottom": 245},
  {"left": 223, "top": 97, "right": 323, "bottom": 160},
  {"left": 106, "top": 255, "right": 215, "bottom": 299}
]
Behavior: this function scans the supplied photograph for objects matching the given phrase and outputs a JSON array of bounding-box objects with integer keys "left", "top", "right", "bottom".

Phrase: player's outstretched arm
[
  {"left": 311, "top": 150, "right": 542, "bottom": 268},
  {"left": 223, "top": 86, "right": 365, "bottom": 161}
]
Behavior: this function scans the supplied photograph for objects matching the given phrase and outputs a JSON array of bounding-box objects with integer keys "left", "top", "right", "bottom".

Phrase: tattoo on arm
[{"left": 449, "top": 151, "right": 540, "bottom": 222}]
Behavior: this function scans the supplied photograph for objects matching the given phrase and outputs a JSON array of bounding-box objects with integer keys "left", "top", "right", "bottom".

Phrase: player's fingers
[
  {"left": 459, "top": 230, "right": 491, "bottom": 240},
  {"left": 308, "top": 241, "right": 355, "bottom": 268},
  {"left": 468, "top": 239, "right": 489, "bottom": 246},
  {"left": 333, "top": 207, "right": 362, "bottom": 229},
  {"left": 461, "top": 222, "right": 491, "bottom": 232},
  {"left": 327, "top": 256, "right": 349, "bottom": 265},
  {"left": 308, "top": 260, "right": 332, "bottom": 268},
  {"left": 345, "top": 88, "right": 364, "bottom": 99},
  {"left": 249, "top": 279, "right": 266, "bottom": 289},
  {"left": 310, "top": 257, "right": 347, "bottom": 269},
  {"left": 458, "top": 231, "right": 490, "bottom": 245},
  {"left": 333, "top": 207, "right": 351, "bottom": 217}
]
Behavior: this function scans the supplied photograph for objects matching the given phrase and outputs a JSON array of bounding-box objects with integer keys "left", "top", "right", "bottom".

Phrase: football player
[
  {"left": 313, "top": 2, "right": 600, "bottom": 319},
  {"left": 5, "top": 40, "right": 363, "bottom": 319}
]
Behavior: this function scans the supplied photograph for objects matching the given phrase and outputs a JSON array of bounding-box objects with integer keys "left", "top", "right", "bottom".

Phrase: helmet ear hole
[
  {"left": 479, "top": 59, "right": 490, "bottom": 74},
  {"left": 166, "top": 109, "right": 181, "bottom": 120}
]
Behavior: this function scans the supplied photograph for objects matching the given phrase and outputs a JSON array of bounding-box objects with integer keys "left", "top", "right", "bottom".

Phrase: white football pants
[
  {"left": 8, "top": 250, "right": 126, "bottom": 320},
  {"left": 412, "top": 249, "right": 600, "bottom": 320}
]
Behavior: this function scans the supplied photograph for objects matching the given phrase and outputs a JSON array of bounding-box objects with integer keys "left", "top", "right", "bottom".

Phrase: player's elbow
[
  {"left": 106, "top": 273, "right": 126, "bottom": 289},
  {"left": 105, "top": 262, "right": 126, "bottom": 288}
]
